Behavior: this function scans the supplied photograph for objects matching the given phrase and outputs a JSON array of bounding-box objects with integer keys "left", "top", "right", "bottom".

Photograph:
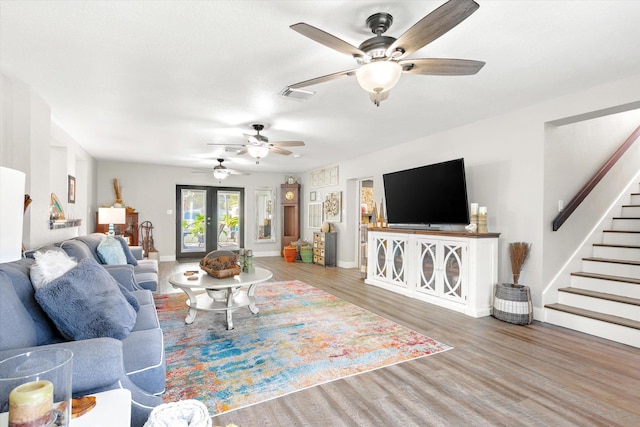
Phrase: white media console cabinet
[{"left": 365, "top": 228, "right": 500, "bottom": 317}]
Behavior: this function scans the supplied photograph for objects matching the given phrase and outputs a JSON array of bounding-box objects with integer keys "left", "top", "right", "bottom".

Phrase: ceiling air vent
[{"left": 279, "top": 86, "right": 315, "bottom": 101}]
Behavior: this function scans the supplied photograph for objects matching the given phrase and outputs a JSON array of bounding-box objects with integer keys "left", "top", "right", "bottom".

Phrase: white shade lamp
[
  {"left": 247, "top": 145, "right": 270, "bottom": 163},
  {"left": 98, "top": 207, "right": 126, "bottom": 236},
  {"left": 355, "top": 61, "right": 403, "bottom": 106},
  {"left": 0, "top": 167, "right": 26, "bottom": 263}
]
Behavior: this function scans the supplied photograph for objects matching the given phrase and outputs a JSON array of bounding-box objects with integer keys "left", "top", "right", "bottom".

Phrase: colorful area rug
[{"left": 155, "top": 280, "right": 451, "bottom": 415}]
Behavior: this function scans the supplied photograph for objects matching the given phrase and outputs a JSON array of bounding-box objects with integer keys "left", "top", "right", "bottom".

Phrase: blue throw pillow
[
  {"left": 97, "top": 236, "right": 127, "bottom": 265},
  {"left": 34, "top": 258, "right": 137, "bottom": 340},
  {"left": 115, "top": 236, "right": 138, "bottom": 266}
]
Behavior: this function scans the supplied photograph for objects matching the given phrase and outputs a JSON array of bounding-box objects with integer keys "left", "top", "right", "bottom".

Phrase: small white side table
[
  {"left": 71, "top": 389, "right": 131, "bottom": 427},
  {"left": 1, "top": 389, "right": 131, "bottom": 427}
]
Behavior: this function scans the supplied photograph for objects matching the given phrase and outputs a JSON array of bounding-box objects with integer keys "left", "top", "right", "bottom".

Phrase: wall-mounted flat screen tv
[{"left": 383, "top": 158, "right": 470, "bottom": 227}]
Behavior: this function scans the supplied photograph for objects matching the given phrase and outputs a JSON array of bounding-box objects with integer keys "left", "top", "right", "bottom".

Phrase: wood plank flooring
[{"left": 158, "top": 257, "right": 640, "bottom": 426}]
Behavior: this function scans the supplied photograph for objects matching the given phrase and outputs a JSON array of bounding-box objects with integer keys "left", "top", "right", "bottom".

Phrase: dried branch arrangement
[{"left": 509, "top": 242, "right": 531, "bottom": 286}]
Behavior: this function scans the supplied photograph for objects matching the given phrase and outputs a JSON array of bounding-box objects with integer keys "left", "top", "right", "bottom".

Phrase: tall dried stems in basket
[{"left": 509, "top": 242, "right": 531, "bottom": 286}]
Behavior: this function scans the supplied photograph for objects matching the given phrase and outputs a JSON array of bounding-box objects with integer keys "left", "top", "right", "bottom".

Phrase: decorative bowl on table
[{"left": 200, "top": 250, "right": 241, "bottom": 278}]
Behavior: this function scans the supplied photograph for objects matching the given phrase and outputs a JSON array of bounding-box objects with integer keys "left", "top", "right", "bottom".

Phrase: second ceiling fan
[
  {"left": 288, "top": 0, "right": 485, "bottom": 106},
  {"left": 209, "top": 124, "right": 305, "bottom": 164}
]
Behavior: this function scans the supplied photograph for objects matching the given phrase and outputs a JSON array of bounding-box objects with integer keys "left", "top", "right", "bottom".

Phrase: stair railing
[{"left": 552, "top": 124, "right": 640, "bottom": 231}]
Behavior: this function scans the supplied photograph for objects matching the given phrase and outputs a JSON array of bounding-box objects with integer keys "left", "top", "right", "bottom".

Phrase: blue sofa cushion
[
  {"left": 58, "top": 239, "right": 94, "bottom": 262},
  {"left": 0, "top": 271, "right": 38, "bottom": 351},
  {"left": 35, "top": 258, "right": 137, "bottom": 340},
  {"left": 97, "top": 236, "right": 127, "bottom": 265},
  {"left": 115, "top": 236, "right": 138, "bottom": 266}
]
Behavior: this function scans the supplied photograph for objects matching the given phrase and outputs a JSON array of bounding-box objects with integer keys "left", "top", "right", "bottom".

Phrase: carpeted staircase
[{"left": 545, "top": 188, "right": 640, "bottom": 348}]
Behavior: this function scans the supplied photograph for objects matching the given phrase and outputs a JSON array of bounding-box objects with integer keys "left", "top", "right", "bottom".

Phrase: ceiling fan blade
[
  {"left": 386, "top": 0, "right": 479, "bottom": 59},
  {"left": 290, "top": 23, "right": 368, "bottom": 59},
  {"left": 399, "top": 58, "right": 485, "bottom": 75},
  {"left": 270, "top": 146, "right": 293, "bottom": 156},
  {"left": 236, "top": 148, "right": 248, "bottom": 156},
  {"left": 289, "top": 69, "right": 357, "bottom": 89},
  {"left": 242, "top": 133, "right": 260, "bottom": 144},
  {"left": 269, "top": 141, "right": 305, "bottom": 147},
  {"left": 228, "top": 169, "right": 250, "bottom": 176},
  {"left": 207, "top": 143, "right": 246, "bottom": 146}
]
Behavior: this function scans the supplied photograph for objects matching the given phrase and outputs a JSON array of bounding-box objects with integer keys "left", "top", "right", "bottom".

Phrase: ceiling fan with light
[
  {"left": 192, "top": 158, "right": 248, "bottom": 182},
  {"left": 287, "top": 0, "right": 485, "bottom": 106},
  {"left": 208, "top": 124, "right": 305, "bottom": 164}
]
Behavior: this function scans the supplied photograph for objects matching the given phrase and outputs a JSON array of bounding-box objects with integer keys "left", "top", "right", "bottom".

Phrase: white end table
[{"left": 168, "top": 267, "right": 273, "bottom": 330}]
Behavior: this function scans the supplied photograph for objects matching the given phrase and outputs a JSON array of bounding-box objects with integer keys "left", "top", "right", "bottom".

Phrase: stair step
[
  {"left": 559, "top": 287, "right": 640, "bottom": 306},
  {"left": 592, "top": 243, "right": 640, "bottom": 261},
  {"left": 570, "top": 272, "right": 640, "bottom": 299},
  {"left": 602, "top": 230, "right": 640, "bottom": 246},
  {"left": 545, "top": 303, "right": 640, "bottom": 330},
  {"left": 571, "top": 271, "right": 640, "bottom": 285},
  {"left": 582, "top": 257, "right": 640, "bottom": 277},
  {"left": 621, "top": 205, "right": 640, "bottom": 216},
  {"left": 612, "top": 217, "right": 640, "bottom": 231}
]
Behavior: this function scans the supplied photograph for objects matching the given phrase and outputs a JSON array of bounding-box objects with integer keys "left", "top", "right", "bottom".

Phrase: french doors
[{"left": 175, "top": 185, "right": 244, "bottom": 259}]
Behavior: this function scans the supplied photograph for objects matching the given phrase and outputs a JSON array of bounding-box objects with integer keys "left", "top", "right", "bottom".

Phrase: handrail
[{"left": 552, "top": 124, "right": 640, "bottom": 231}]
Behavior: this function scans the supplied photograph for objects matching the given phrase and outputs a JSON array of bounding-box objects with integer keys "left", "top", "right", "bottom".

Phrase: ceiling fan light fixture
[
  {"left": 247, "top": 145, "right": 270, "bottom": 160},
  {"left": 213, "top": 169, "right": 229, "bottom": 180},
  {"left": 355, "top": 61, "right": 402, "bottom": 94}
]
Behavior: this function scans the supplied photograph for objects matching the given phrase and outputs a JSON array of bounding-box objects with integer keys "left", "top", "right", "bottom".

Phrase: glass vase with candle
[{"left": 0, "top": 349, "right": 73, "bottom": 427}]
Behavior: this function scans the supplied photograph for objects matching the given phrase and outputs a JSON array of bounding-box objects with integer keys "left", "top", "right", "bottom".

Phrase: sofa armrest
[
  {"left": 103, "top": 264, "right": 141, "bottom": 291},
  {"left": 0, "top": 338, "right": 126, "bottom": 393},
  {"left": 129, "top": 246, "right": 144, "bottom": 260}
]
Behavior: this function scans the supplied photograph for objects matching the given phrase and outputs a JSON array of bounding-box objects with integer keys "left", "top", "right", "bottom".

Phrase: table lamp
[
  {"left": 0, "top": 167, "right": 26, "bottom": 263},
  {"left": 98, "top": 207, "right": 126, "bottom": 236}
]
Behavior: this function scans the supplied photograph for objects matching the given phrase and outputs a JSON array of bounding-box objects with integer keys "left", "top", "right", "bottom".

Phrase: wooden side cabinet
[
  {"left": 313, "top": 232, "right": 337, "bottom": 267},
  {"left": 95, "top": 211, "right": 139, "bottom": 245}
]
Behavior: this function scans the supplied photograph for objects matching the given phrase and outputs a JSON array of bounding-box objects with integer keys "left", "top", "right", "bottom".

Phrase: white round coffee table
[{"left": 168, "top": 267, "right": 273, "bottom": 330}]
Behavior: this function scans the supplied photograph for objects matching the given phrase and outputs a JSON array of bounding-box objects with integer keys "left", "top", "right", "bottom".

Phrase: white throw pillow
[{"left": 30, "top": 250, "right": 78, "bottom": 290}]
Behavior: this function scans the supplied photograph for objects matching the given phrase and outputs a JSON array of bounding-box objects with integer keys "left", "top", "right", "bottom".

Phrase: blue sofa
[
  {"left": 57, "top": 233, "right": 159, "bottom": 292},
  {"left": 0, "top": 246, "right": 165, "bottom": 427}
]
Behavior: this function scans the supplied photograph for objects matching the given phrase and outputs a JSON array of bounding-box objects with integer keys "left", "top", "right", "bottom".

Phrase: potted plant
[
  {"left": 182, "top": 214, "right": 205, "bottom": 246},
  {"left": 493, "top": 242, "right": 533, "bottom": 325}
]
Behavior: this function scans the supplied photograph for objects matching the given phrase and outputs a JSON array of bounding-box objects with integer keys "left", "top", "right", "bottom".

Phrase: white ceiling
[{"left": 2, "top": 1, "right": 640, "bottom": 174}]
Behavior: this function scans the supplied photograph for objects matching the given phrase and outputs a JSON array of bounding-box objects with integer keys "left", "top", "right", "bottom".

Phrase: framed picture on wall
[
  {"left": 323, "top": 191, "right": 341, "bottom": 222},
  {"left": 68, "top": 175, "right": 76, "bottom": 204}
]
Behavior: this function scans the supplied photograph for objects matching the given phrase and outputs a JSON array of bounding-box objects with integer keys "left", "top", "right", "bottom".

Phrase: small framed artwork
[
  {"left": 310, "top": 191, "right": 317, "bottom": 202},
  {"left": 67, "top": 175, "right": 76, "bottom": 204}
]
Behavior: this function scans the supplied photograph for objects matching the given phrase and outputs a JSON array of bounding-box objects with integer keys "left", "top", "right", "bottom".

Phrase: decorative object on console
[
  {"left": 0, "top": 167, "right": 26, "bottom": 263},
  {"left": 477, "top": 206, "right": 488, "bottom": 233},
  {"left": 469, "top": 203, "right": 479, "bottom": 232},
  {"left": 492, "top": 242, "right": 533, "bottom": 325},
  {"left": 243, "top": 249, "right": 255, "bottom": 273},
  {"left": 112, "top": 179, "right": 124, "bottom": 207},
  {"left": 50, "top": 193, "right": 65, "bottom": 220},
  {"left": 200, "top": 251, "right": 241, "bottom": 278},
  {"left": 98, "top": 207, "right": 126, "bottom": 236}
]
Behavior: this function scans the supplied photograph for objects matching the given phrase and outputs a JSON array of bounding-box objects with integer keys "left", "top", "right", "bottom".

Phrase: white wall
[
  {"left": 0, "top": 74, "right": 96, "bottom": 249},
  {"left": 96, "top": 161, "right": 289, "bottom": 261}
]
